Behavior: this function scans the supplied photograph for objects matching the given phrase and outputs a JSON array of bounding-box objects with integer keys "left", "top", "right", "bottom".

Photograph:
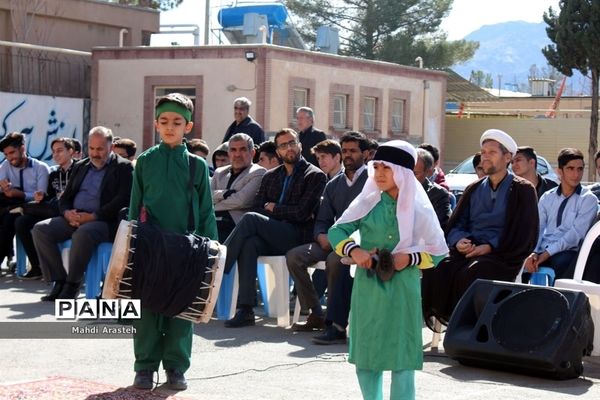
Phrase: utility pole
[
  {"left": 204, "top": 0, "right": 210, "bottom": 45},
  {"left": 498, "top": 75, "right": 502, "bottom": 96}
]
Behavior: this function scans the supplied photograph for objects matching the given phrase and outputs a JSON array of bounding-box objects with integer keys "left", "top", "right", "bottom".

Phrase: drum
[{"left": 102, "top": 219, "right": 226, "bottom": 324}]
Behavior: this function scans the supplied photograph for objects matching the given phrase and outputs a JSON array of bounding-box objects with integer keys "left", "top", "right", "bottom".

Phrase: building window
[
  {"left": 332, "top": 94, "right": 347, "bottom": 129},
  {"left": 391, "top": 99, "right": 405, "bottom": 133},
  {"left": 292, "top": 88, "right": 308, "bottom": 122},
  {"left": 362, "top": 96, "right": 376, "bottom": 131}
]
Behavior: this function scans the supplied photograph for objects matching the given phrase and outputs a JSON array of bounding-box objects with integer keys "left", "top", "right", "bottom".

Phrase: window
[
  {"left": 363, "top": 96, "right": 376, "bottom": 131},
  {"left": 291, "top": 88, "right": 308, "bottom": 121},
  {"left": 333, "top": 94, "right": 347, "bottom": 129},
  {"left": 391, "top": 99, "right": 405, "bottom": 133}
]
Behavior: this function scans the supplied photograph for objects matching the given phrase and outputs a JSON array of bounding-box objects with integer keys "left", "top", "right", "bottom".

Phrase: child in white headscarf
[{"left": 328, "top": 140, "right": 448, "bottom": 400}]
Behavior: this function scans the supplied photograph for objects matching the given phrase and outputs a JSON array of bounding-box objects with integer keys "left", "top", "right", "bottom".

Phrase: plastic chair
[
  {"left": 554, "top": 219, "right": 600, "bottom": 356},
  {"left": 15, "top": 238, "right": 27, "bottom": 277},
  {"left": 59, "top": 240, "right": 113, "bottom": 299},
  {"left": 215, "top": 256, "right": 291, "bottom": 327},
  {"left": 291, "top": 261, "right": 326, "bottom": 325},
  {"left": 529, "top": 266, "right": 555, "bottom": 286}
]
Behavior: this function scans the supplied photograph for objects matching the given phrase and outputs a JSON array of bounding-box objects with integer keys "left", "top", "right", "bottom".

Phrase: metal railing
[{"left": 0, "top": 42, "right": 91, "bottom": 98}]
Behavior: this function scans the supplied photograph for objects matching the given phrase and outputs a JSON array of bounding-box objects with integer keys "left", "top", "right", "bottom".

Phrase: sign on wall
[{"left": 0, "top": 92, "right": 84, "bottom": 163}]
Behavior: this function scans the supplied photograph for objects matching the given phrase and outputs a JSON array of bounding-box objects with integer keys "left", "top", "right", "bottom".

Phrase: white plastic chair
[
  {"left": 291, "top": 261, "right": 326, "bottom": 325},
  {"left": 554, "top": 219, "right": 600, "bottom": 356}
]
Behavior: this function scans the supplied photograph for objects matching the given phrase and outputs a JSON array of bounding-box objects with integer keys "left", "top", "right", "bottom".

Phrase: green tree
[
  {"left": 543, "top": 0, "right": 600, "bottom": 180},
  {"left": 116, "top": 0, "right": 183, "bottom": 11},
  {"left": 285, "top": 0, "right": 478, "bottom": 68}
]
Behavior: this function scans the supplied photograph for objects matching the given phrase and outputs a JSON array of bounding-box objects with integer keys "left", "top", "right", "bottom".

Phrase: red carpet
[{"left": 0, "top": 376, "right": 190, "bottom": 399}]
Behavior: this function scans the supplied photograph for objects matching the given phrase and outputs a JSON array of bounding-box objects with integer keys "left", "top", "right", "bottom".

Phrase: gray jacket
[{"left": 211, "top": 163, "right": 266, "bottom": 223}]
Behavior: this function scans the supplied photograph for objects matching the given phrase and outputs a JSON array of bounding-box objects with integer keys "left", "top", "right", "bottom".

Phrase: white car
[{"left": 446, "top": 155, "right": 559, "bottom": 198}]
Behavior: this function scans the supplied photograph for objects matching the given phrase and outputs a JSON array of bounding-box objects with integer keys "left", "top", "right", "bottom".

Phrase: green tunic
[
  {"left": 329, "top": 192, "right": 442, "bottom": 371},
  {"left": 128, "top": 142, "right": 217, "bottom": 373},
  {"left": 129, "top": 142, "right": 217, "bottom": 239}
]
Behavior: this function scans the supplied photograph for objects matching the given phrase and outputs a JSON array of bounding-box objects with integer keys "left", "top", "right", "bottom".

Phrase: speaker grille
[{"left": 492, "top": 288, "right": 570, "bottom": 352}]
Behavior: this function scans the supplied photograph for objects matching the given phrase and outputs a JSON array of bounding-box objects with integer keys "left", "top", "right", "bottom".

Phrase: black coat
[{"left": 59, "top": 153, "right": 133, "bottom": 238}]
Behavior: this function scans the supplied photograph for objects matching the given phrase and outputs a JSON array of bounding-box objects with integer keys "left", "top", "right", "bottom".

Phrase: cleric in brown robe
[{"left": 421, "top": 129, "right": 539, "bottom": 327}]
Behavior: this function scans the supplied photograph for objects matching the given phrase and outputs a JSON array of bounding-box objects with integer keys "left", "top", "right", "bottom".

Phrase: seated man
[
  {"left": 211, "top": 133, "right": 266, "bottom": 242},
  {"left": 113, "top": 138, "right": 137, "bottom": 161},
  {"left": 472, "top": 152, "right": 485, "bottom": 178},
  {"left": 421, "top": 129, "right": 539, "bottom": 325},
  {"left": 0, "top": 132, "right": 50, "bottom": 270},
  {"left": 17, "top": 137, "right": 75, "bottom": 280},
  {"left": 414, "top": 148, "right": 451, "bottom": 230},
  {"left": 223, "top": 128, "right": 326, "bottom": 328},
  {"left": 312, "top": 139, "right": 342, "bottom": 180},
  {"left": 32, "top": 126, "right": 133, "bottom": 300},
  {"left": 286, "top": 132, "right": 369, "bottom": 337},
  {"left": 418, "top": 143, "right": 448, "bottom": 190},
  {"left": 256, "top": 141, "right": 281, "bottom": 170},
  {"left": 511, "top": 146, "right": 557, "bottom": 200},
  {"left": 523, "top": 148, "right": 597, "bottom": 280}
]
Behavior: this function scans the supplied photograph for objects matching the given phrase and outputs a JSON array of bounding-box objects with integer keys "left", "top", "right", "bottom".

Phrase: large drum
[{"left": 103, "top": 220, "right": 226, "bottom": 324}]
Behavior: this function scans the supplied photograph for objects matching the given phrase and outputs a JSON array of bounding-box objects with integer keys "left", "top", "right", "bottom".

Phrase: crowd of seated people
[{"left": 5, "top": 106, "right": 600, "bottom": 348}]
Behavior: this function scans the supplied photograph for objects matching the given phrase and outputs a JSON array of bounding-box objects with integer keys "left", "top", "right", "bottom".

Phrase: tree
[
  {"left": 543, "top": 0, "right": 600, "bottom": 181},
  {"left": 116, "top": 0, "right": 183, "bottom": 11},
  {"left": 285, "top": 0, "right": 478, "bottom": 68},
  {"left": 469, "top": 70, "right": 493, "bottom": 88}
]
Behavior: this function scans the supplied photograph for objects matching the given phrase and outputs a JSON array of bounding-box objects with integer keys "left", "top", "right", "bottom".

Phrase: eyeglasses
[{"left": 277, "top": 140, "right": 299, "bottom": 150}]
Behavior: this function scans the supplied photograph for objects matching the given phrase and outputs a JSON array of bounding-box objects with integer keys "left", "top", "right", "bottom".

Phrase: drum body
[{"left": 103, "top": 220, "right": 226, "bottom": 323}]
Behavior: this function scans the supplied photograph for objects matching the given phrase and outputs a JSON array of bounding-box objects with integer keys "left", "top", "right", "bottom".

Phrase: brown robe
[{"left": 421, "top": 174, "right": 539, "bottom": 325}]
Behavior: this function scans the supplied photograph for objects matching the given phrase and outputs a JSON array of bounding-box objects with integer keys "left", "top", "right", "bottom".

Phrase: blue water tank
[{"left": 218, "top": 3, "right": 289, "bottom": 28}]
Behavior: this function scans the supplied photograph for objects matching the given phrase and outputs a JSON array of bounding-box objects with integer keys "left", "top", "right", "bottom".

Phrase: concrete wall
[
  {"left": 0, "top": 0, "right": 158, "bottom": 49},
  {"left": 92, "top": 45, "right": 447, "bottom": 158},
  {"left": 443, "top": 117, "right": 592, "bottom": 172},
  {"left": 0, "top": 91, "right": 85, "bottom": 163}
]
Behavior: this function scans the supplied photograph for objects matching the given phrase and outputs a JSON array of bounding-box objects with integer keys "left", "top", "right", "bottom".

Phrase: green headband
[{"left": 155, "top": 101, "right": 192, "bottom": 123}]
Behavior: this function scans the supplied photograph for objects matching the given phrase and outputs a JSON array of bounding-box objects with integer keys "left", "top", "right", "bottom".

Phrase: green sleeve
[
  {"left": 195, "top": 157, "right": 218, "bottom": 241},
  {"left": 328, "top": 220, "right": 360, "bottom": 257},
  {"left": 128, "top": 156, "right": 143, "bottom": 221}
]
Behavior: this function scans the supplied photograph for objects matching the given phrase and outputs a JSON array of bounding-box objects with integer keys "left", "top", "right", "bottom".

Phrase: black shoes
[
  {"left": 292, "top": 313, "right": 326, "bottom": 332},
  {"left": 312, "top": 325, "right": 347, "bottom": 345},
  {"left": 224, "top": 308, "right": 255, "bottom": 328},
  {"left": 57, "top": 282, "right": 80, "bottom": 299},
  {"left": 21, "top": 268, "right": 42, "bottom": 280},
  {"left": 165, "top": 369, "right": 188, "bottom": 390},
  {"left": 133, "top": 370, "right": 154, "bottom": 390},
  {"left": 41, "top": 281, "right": 65, "bottom": 302}
]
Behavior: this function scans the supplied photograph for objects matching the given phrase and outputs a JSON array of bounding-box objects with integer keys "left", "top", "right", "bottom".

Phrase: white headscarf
[{"left": 336, "top": 140, "right": 448, "bottom": 256}]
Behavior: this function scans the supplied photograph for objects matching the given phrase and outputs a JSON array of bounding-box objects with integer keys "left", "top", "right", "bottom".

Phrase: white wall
[{"left": 0, "top": 91, "right": 84, "bottom": 163}]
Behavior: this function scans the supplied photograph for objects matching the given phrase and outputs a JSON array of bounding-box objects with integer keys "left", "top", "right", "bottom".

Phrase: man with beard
[
  {"left": 421, "top": 129, "right": 539, "bottom": 327},
  {"left": 33, "top": 127, "right": 133, "bottom": 300},
  {"left": 223, "top": 128, "right": 326, "bottom": 328},
  {"left": 0, "top": 132, "right": 50, "bottom": 271},
  {"left": 286, "top": 132, "right": 369, "bottom": 342}
]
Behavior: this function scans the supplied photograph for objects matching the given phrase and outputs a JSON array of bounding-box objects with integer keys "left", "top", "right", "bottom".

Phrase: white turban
[{"left": 480, "top": 129, "right": 518, "bottom": 155}]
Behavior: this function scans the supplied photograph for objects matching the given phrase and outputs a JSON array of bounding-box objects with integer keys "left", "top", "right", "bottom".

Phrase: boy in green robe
[
  {"left": 128, "top": 93, "right": 217, "bottom": 390},
  {"left": 329, "top": 140, "right": 447, "bottom": 400}
]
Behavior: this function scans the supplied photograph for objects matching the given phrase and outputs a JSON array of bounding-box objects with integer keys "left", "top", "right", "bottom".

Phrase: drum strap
[{"left": 187, "top": 157, "right": 196, "bottom": 233}]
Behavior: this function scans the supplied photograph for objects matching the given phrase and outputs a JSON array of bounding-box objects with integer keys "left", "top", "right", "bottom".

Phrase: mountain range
[{"left": 451, "top": 21, "right": 589, "bottom": 95}]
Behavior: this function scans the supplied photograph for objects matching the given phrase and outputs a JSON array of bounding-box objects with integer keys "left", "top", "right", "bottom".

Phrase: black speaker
[{"left": 443, "top": 279, "right": 594, "bottom": 380}]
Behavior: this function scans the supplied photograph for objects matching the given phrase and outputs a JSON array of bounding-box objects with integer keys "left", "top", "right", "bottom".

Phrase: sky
[{"left": 152, "top": 0, "right": 561, "bottom": 46}]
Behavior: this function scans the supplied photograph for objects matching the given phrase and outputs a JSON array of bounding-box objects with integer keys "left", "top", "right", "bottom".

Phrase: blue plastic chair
[
  {"left": 215, "top": 263, "right": 272, "bottom": 319},
  {"left": 59, "top": 240, "right": 113, "bottom": 298},
  {"left": 529, "top": 266, "right": 556, "bottom": 286},
  {"left": 16, "top": 238, "right": 27, "bottom": 277}
]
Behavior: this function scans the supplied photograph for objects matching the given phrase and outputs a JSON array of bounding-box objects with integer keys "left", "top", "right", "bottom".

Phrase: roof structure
[{"left": 444, "top": 69, "right": 499, "bottom": 103}]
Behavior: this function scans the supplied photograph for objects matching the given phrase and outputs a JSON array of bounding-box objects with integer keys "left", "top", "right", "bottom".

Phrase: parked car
[{"left": 446, "top": 155, "right": 559, "bottom": 198}]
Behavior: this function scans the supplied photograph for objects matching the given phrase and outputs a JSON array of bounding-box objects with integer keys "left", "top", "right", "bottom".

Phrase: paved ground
[{"left": 1, "top": 272, "right": 600, "bottom": 399}]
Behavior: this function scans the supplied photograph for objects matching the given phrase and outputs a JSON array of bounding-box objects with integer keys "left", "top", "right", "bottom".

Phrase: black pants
[
  {"left": 0, "top": 212, "right": 19, "bottom": 264},
  {"left": 14, "top": 214, "right": 46, "bottom": 271}
]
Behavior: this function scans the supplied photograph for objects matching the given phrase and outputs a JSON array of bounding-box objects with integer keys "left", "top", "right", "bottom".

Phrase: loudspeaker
[{"left": 443, "top": 279, "right": 594, "bottom": 380}]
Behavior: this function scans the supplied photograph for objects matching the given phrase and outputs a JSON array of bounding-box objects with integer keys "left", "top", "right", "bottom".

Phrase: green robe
[
  {"left": 329, "top": 192, "right": 442, "bottom": 371},
  {"left": 128, "top": 142, "right": 217, "bottom": 373},
  {"left": 129, "top": 142, "right": 217, "bottom": 239}
]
